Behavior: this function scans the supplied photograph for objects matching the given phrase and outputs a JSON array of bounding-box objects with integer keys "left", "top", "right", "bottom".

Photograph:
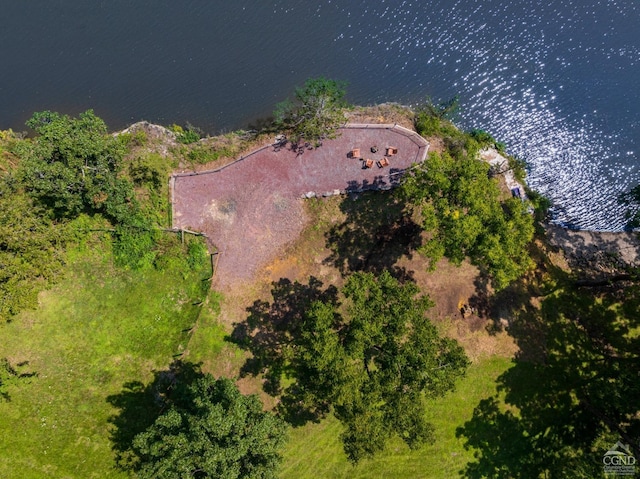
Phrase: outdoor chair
[
  {"left": 352, "top": 148, "right": 361, "bottom": 159},
  {"left": 364, "top": 158, "right": 374, "bottom": 168},
  {"left": 386, "top": 147, "right": 398, "bottom": 156},
  {"left": 377, "top": 158, "right": 389, "bottom": 168}
]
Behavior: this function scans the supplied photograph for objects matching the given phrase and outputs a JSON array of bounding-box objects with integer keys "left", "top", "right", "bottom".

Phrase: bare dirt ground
[
  {"left": 172, "top": 124, "right": 428, "bottom": 291},
  {"left": 173, "top": 112, "right": 519, "bottom": 377}
]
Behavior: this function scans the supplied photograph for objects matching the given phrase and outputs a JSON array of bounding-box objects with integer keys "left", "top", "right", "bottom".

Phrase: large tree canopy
[
  {"left": 274, "top": 77, "right": 349, "bottom": 146},
  {"left": 130, "top": 374, "right": 288, "bottom": 479},
  {"left": 239, "top": 271, "right": 469, "bottom": 462},
  {"left": 400, "top": 150, "right": 535, "bottom": 290},
  {"left": 17, "top": 110, "right": 135, "bottom": 222}
]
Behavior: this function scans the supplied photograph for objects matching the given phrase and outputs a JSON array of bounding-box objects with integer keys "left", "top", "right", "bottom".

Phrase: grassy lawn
[
  {"left": 279, "top": 356, "right": 511, "bottom": 479},
  {"left": 0, "top": 242, "right": 213, "bottom": 479}
]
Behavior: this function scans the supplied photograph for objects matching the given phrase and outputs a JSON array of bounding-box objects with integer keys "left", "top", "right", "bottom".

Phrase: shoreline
[{"left": 120, "top": 110, "right": 638, "bottom": 243}]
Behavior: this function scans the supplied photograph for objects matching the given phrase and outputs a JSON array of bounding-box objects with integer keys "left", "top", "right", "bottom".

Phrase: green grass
[
  {"left": 279, "top": 356, "right": 511, "bottom": 479},
  {"left": 0, "top": 243, "right": 214, "bottom": 478}
]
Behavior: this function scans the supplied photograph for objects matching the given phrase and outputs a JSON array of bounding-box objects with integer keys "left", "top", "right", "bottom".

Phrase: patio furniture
[
  {"left": 364, "top": 158, "right": 374, "bottom": 168},
  {"left": 377, "top": 158, "right": 389, "bottom": 168},
  {"left": 386, "top": 147, "right": 398, "bottom": 156},
  {"left": 352, "top": 148, "right": 361, "bottom": 158}
]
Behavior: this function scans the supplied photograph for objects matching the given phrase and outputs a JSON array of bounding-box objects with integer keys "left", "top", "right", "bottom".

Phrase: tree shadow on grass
[
  {"left": 456, "top": 278, "right": 640, "bottom": 478},
  {"left": 324, "top": 189, "right": 422, "bottom": 281},
  {"left": 0, "top": 359, "right": 37, "bottom": 402},
  {"left": 226, "top": 276, "right": 339, "bottom": 426},
  {"left": 106, "top": 360, "right": 203, "bottom": 471}
]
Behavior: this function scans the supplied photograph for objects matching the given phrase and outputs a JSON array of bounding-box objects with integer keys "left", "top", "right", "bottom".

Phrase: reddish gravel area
[{"left": 171, "top": 124, "right": 428, "bottom": 289}]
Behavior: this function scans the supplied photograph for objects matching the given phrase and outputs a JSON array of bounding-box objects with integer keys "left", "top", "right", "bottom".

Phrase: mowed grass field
[
  {"left": 279, "top": 356, "right": 511, "bottom": 479},
  {"left": 0, "top": 241, "right": 213, "bottom": 478}
]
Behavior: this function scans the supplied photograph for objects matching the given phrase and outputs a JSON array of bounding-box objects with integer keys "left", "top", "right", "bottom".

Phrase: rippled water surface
[{"left": 2, "top": 0, "right": 638, "bottom": 230}]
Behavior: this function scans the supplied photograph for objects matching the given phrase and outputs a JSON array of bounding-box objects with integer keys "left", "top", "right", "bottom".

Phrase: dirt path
[{"left": 172, "top": 124, "right": 428, "bottom": 290}]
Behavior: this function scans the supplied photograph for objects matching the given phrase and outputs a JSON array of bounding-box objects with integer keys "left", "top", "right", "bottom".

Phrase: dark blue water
[{"left": 2, "top": 1, "right": 638, "bottom": 230}]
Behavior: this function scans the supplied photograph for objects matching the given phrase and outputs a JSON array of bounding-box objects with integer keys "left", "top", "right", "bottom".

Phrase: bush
[
  {"left": 186, "top": 239, "right": 208, "bottom": 270},
  {"left": 129, "top": 153, "right": 171, "bottom": 190},
  {"left": 112, "top": 226, "right": 158, "bottom": 270},
  {"left": 171, "top": 123, "right": 202, "bottom": 144},
  {"left": 469, "top": 129, "right": 496, "bottom": 148}
]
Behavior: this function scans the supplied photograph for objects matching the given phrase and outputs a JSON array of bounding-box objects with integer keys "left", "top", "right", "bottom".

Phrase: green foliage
[
  {"left": 414, "top": 96, "right": 461, "bottom": 138},
  {"left": 279, "top": 357, "right": 512, "bottom": 479},
  {"left": 129, "top": 373, "right": 288, "bottom": 479},
  {"left": 185, "top": 143, "right": 235, "bottom": 166},
  {"left": 238, "top": 271, "right": 468, "bottom": 463},
  {"left": 171, "top": 123, "right": 202, "bottom": 144},
  {"left": 17, "top": 110, "right": 138, "bottom": 224},
  {"left": 468, "top": 129, "right": 493, "bottom": 145},
  {"left": 457, "top": 280, "right": 640, "bottom": 477},
  {"left": 418, "top": 96, "right": 460, "bottom": 120},
  {"left": 274, "top": 77, "right": 349, "bottom": 145},
  {"left": 400, "top": 151, "right": 535, "bottom": 290},
  {"left": 186, "top": 238, "right": 209, "bottom": 271},
  {"left": 619, "top": 184, "right": 640, "bottom": 230},
  {"left": 507, "top": 155, "right": 527, "bottom": 183},
  {"left": 0, "top": 246, "right": 212, "bottom": 477},
  {"left": 0, "top": 175, "right": 66, "bottom": 322},
  {"left": 112, "top": 225, "right": 158, "bottom": 270},
  {"left": 527, "top": 188, "right": 552, "bottom": 224},
  {"left": 129, "top": 153, "right": 172, "bottom": 190}
]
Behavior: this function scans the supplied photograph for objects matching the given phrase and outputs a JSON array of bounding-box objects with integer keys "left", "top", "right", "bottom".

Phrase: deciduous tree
[
  {"left": 400, "top": 150, "right": 534, "bottom": 290},
  {"left": 131, "top": 374, "right": 287, "bottom": 479},
  {"left": 0, "top": 176, "right": 65, "bottom": 322},
  {"left": 457, "top": 279, "right": 640, "bottom": 477},
  {"left": 239, "top": 271, "right": 468, "bottom": 462},
  {"left": 274, "top": 77, "right": 349, "bottom": 146},
  {"left": 17, "top": 110, "right": 135, "bottom": 223}
]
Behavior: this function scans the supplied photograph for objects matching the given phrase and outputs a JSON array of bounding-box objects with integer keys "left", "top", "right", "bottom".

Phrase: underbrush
[{"left": 0, "top": 234, "right": 217, "bottom": 478}]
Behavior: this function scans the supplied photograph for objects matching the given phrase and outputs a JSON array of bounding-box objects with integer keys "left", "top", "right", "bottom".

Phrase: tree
[
  {"left": 274, "top": 77, "right": 349, "bottom": 146},
  {"left": 457, "top": 278, "right": 640, "bottom": 478},
  {"left": 130, "top": 374, "right": 288, "bottom": 479},
  {"left": 238, "top": 271, "right": 468, "bottom": 462},
  {"left": 17, "top": 110, "right": 135, "bottom": 223},
  {"left": 399, "top": 150, "right": 534, "bottom": 290},
  {"left": 0, "top": 175, "right": 65, "bottom": 322}
]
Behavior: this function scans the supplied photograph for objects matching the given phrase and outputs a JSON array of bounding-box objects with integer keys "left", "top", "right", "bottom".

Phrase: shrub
[
  {"left": 112, "top": 226, "right": 158, "bottom": 270},
  {"left": 186, "top": 239, "right": 208, "bottom": 270}
]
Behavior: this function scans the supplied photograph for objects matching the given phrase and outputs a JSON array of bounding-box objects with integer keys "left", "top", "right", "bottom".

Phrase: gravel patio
[{"left": 171, "top": 124, "right": 429, "bottom": 289}]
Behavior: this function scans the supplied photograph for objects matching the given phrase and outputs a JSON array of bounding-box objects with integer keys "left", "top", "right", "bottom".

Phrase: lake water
[{"left": 2, "top": 0, "right": 639, "bottom": 230}]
